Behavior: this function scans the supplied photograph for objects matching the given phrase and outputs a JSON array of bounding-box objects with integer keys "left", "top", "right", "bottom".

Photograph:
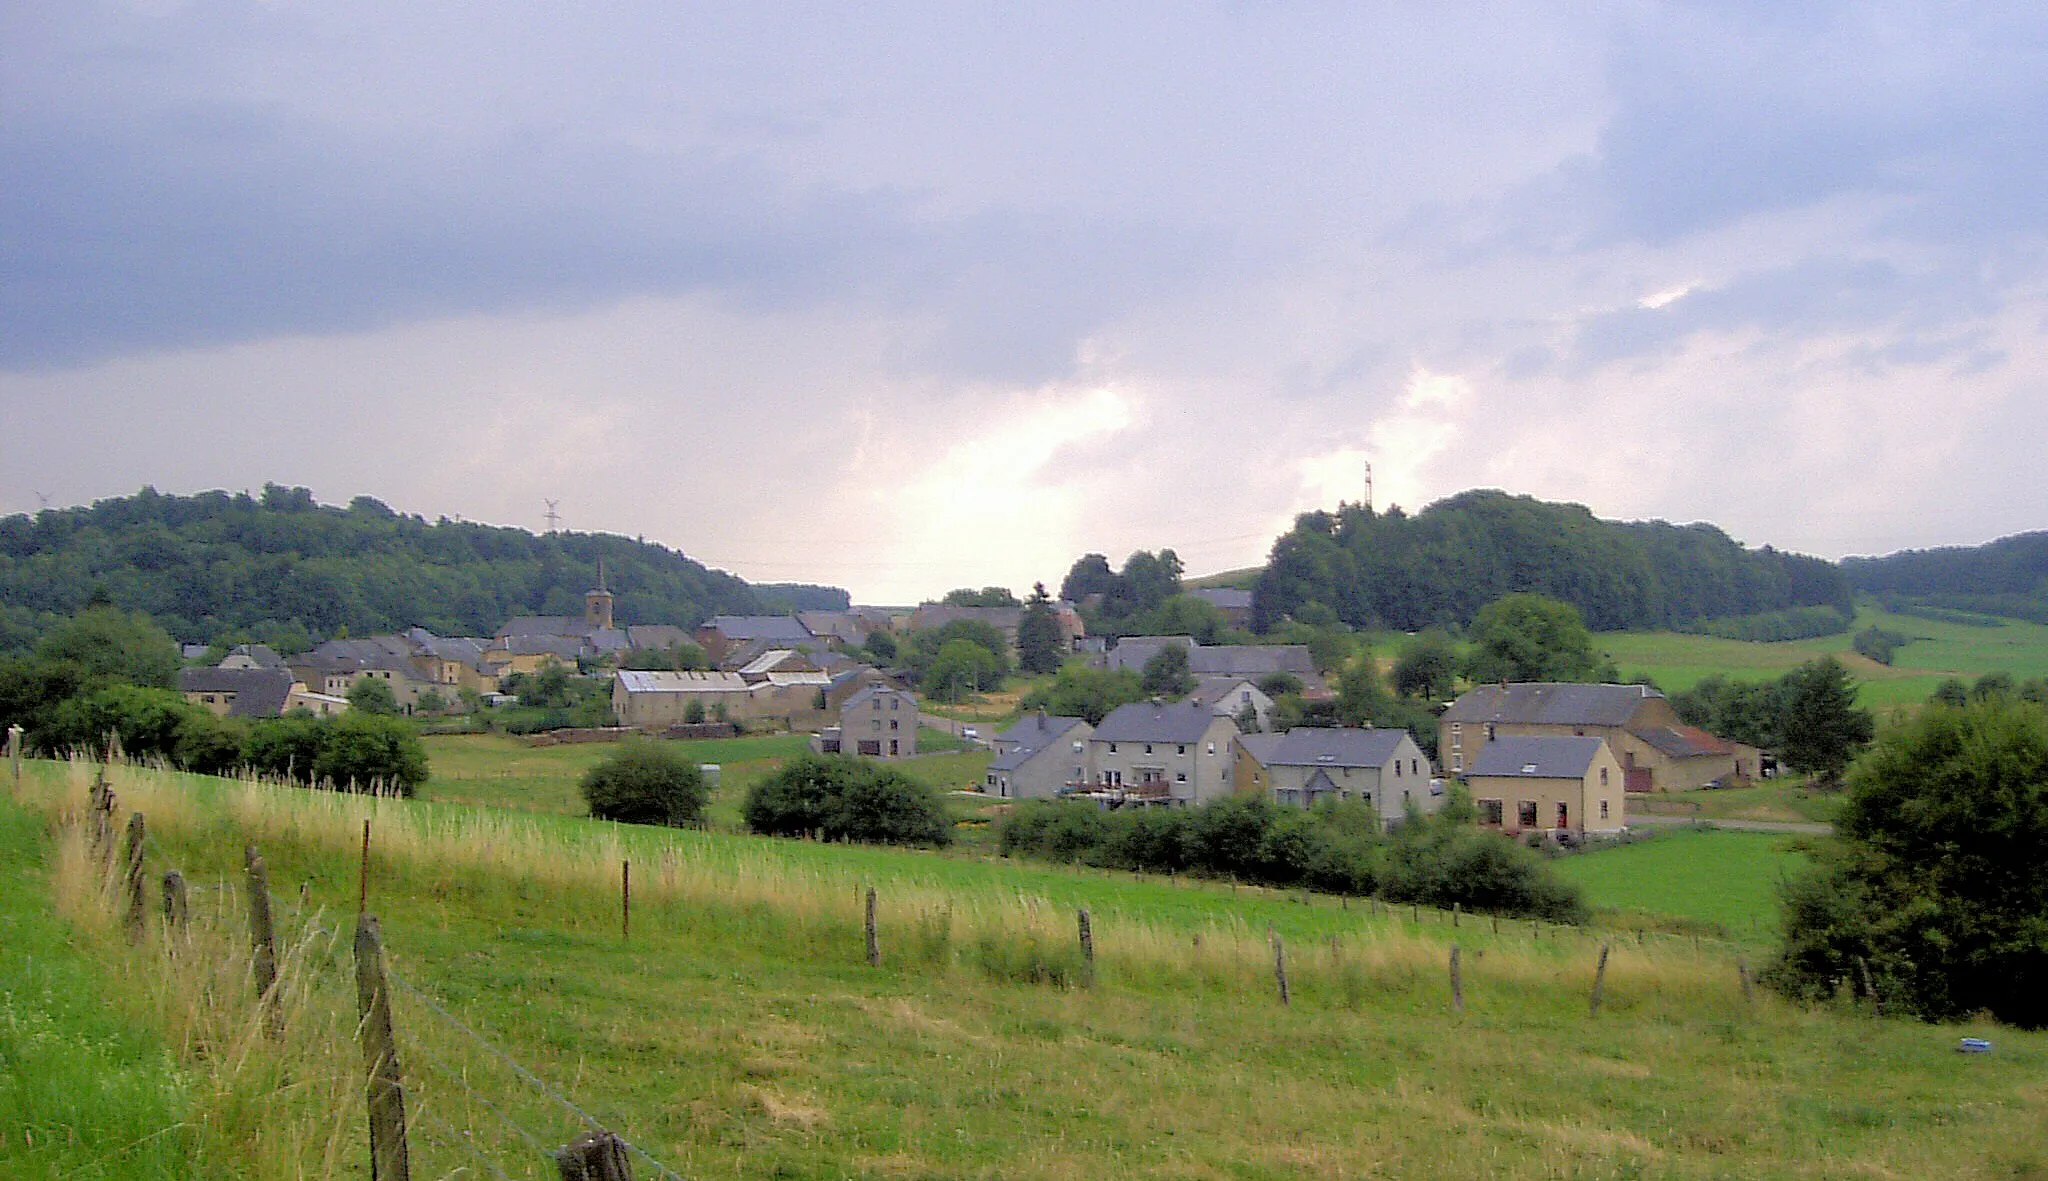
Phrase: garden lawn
[{"left": 1553, "top": 827, "right": 1811, "bottom": 937}]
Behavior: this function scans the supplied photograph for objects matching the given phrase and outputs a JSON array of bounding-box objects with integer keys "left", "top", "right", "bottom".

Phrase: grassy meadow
[
  {"left": 419, "top": 731, "right": 993, "bottom": 831},
  {"left": 1597, "top": 602, "right": 2048, "bottom": 708},
  {"left": 10, "top": 757, "right": 2048, "bottom": 1179},
  {"left": 1551, "top": 828, "right": 1811, "bottom": 935}
]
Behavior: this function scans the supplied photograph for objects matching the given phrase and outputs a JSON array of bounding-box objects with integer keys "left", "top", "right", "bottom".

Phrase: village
[{"left": 174, "top": 567, "right": 1766, "bottom": 844}]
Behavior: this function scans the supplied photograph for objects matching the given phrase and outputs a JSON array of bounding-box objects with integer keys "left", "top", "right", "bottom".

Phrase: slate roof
[
  {"left": 1093, "top": 700, "right": 1226, "bottom": 745},
  {"left": 989, "top": 714, "right": 1088, "bottom": 773},
  {"left": 300, "top": 636, "right": 419, "bottom": 675},
  {"left": 841, "top": 684, "right": 917, "bottom": 712},
  {"left": 1241, "top": 727, "right": 1415, "bottom": 769},
  {"left": 1188, "top": 587, "right": 1254, "bottom": 611},
  {"left": 498, "top": 615, "right": 590, "bottom": 639},
  {"left": 1189, "top": 675, "right": 1263, "bottom": 710},
  {"left": 1442, "top": 683, "right": 1663, "bottom": 727},
  {"left": 1468, "top": 735, "right": 1607, "bottom": 779},
  {"left": 223, "top": 643, "right": 285, "bottom": 669},
  {"left": 703, "top": 615, "right": 815, "bottom": 643},
  {"left": 1628, "top": 724, "right": 1735, "bottom": 759},
  {"left": 178, "top": 667, "right": 297, "bottom": 718},
  {"left": 622, "top": 624, "right": 693, "bottom": 651},
  {"left": 1188, "top": 645, "right": 1315, "bottom": 678}
]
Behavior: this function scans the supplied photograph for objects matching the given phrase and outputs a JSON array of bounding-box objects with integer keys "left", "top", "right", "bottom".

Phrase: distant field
[
  {"left": 1553, "top": 828, "right": 1811, "bottom": 936},
  {"left": 1599, "top": 603, "right": 2048, "bottom": 708},
  {"left": 1628, "top": 780, "right": 1845, "bottom": 826}
]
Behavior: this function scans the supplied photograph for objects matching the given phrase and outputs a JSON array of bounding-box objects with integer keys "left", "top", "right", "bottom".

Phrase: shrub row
[{"left": 998, "top": 792, "right": 1585, "bottom": 922}]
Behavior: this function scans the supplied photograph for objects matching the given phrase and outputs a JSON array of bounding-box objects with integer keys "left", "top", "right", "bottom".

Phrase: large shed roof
[{"left": 1442, "top": 683, "right": 1662, "bottom": 727}]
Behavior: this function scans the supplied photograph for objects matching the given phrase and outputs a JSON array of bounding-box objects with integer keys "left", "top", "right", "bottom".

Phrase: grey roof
[
  {"left": 989, "top": 715, "right": 1088, "bottom": 772},
  {"left": 1187, "top": 645, "right": 1315, "bottom": 678},
  {"left": 225, "top": 643, "right": 285, "bottom": 668},
  {"left": 1628, "top": 724, "right": 1735, "bottom": 759},
  {"left": 1189, "top": 675, "right": 1263, "bottom": 709},
  {"left": 1442, "top": 683, "right": 1663, "bottom": 727},
  {"left": 178, "top": 667, "right": 297, "bottom": 718},
  {"left": 841, "top": 683, "right": 916, "bottom": 712},
  {"left": 997, "top": 712, "right": 1088, "bottom": 748},
  {"left": 498, "top": 615, "right": 590, "bottom": 639},
  {"left": 1468, "top": 735, "right": 1606, "bottom": 779},
  {"left": 1189, "top": 587, "right": 1253, "bottom": 611},
  {"left": 622, "top": 624, "right": 693, "bottom": 651},
  {"left": 703, "top": 615, "right": 814, "bottom": 643},
  {"left": 1236, "top": 731, "right": 1285, "bottom": 765},
  {"left": 301, "top": 636, "right": 418, "bottom": 674},
  {"left": 404, "top": 629, "right": 489, "bottom": 668},
  {"left": 1242, "top": 727, "right": 1416, "bottom": 769},
  {"left": 1103, "top": 635, "right": 1196, "bottom": 671},
  {"left": 1093, "top": 700, "right": 1227, "bottom": 745}
]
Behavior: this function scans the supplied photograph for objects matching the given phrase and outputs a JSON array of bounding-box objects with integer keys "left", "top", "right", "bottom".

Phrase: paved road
[{"left": 1625, "top": 813, "right": 1833, "bottom": 836}]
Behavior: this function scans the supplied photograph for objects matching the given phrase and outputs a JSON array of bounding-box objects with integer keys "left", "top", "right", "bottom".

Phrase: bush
[
  {"left": 744, "top": 754, "right": 952, "bottom": 846},
  {"left": 1769, "top": 701, "right": 2048, "bottom": 1027},
  {"left": 580, "top": 741, "right": 709, "bottom": 827},
  {"left": 311, "top": 714, "right": 428, "bottom": 796}
]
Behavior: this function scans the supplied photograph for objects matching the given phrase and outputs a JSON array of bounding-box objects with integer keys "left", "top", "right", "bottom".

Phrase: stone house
[
  {"left": 1234, "top": 727, "right": 1438, "bottom": 827},
  {"left": 820, "top": 685, "right": 919, "bottom": 759},
  {"left": 1083, "top": 700, "right": 1239, "bottom": 805},
  {"left": 1464, "top": 735, "right": 1626, "bottom": 838},
  {"left": 1189, "top": 675, "right": 1275, "bottom": 732},
  {"left": 984, "top": 712, "right": 1093, "bottom": 800},
  {"left": 178, "top": 667, "right": 299, "bottom": 718}
]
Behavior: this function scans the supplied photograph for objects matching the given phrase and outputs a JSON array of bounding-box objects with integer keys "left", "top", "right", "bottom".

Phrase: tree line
[
  {"left": 1250, "top": 490, "right": 1852, "bottom": 633},
  {"left": 1842, "top": 530, "right": 2048, "bottom": 625},
  {"left": 0, "top": 484, "right": 818, "bottom": 653}
]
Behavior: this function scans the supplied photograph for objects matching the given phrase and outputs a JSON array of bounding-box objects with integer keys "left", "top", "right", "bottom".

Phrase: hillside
[
  {"left": 1252, "top": 490, "right": 1852, "bottom": 632},
  {"left": 10, "top": 758, "right": 2044, "bottom": 1179},
  {"left": 0, "top": 485, "right": 837, "bottom": 652},
  {"left": 1843, "top": 530, "right": 2048, "bottom": 623}
]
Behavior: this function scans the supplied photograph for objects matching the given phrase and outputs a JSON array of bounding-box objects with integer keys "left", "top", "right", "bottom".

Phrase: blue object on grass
[{"left": 1958, "top": 1038, "right": 1992, "bottom": 1053}]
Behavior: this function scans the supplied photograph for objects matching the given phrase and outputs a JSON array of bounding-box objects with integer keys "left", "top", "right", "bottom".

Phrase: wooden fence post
[
  {"left": 245, "top": 845, "right": 281, "bottom": 1035},
  {"left": 554, "top": 1128, "right": 633, "bottom": 1180},
  {"left": 1856, "top": 956, "right": 1883, "bottom": 1016},
  {"left": 353, "top": 916, "right": 413, "bottom": 1181},
  {"left": 864, "top": 886, "right": 880, "bottom": 967},
  {"left": 162, "top": 870, "right": 189, "bottom": 932},
  {"left": 122, "top": 812, "right": 147, "bottom": 943},
  {"left": 1272, "top": 934, "right": 1290, "bottom": 1006},
  {"left": 621, "top": 860, "right": 630, "bottom": 942},
  {"left": 1736, "top": 957, "right": 1755, "bottom": 1005},
  {"left": 1589, "top": 943, "right": 1611, "bottom": 1018},
  {"left": 6, "top": 723, "right": 21, "bottom": 786},
  {"left": 358, "top": 819, "right": 372, "bottom": 915},
  {"left": 1077, "top": 908, "right": 1095, "bottom": 988},
  {"left": 1452, "top": 903, "right": 1461, "bottom": 928},
  {"left": 1449, "top": 945, "right": 1463, "bottom": 1013}
]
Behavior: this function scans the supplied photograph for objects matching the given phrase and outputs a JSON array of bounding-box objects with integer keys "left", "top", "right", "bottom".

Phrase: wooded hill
[
  {"left": 1251, "top": 490, "right": 1853, "bottom": 633},
  {"left": 0, "top": 485, "right": 829, "bottom": 653},
  {"left": 1843, "top": 531, "right": 2048, "bottom": 624}
]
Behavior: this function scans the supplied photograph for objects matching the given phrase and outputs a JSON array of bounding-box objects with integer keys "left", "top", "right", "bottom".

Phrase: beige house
[
  {"left": 1190, "top": 676, "right": 1275, "bottom": 732},
  {"left": 1082, "top": 700, "right": 1238, "bottom": 805},
  {"left": 1464, "top": 735, "right": 1625, "bottom": 838},
  {"left": 1234, "top": 727, "right": 1437, "bottom": 827},
  {"left": 1440, "top": 682, "right": 1743, "bottom": 792}
]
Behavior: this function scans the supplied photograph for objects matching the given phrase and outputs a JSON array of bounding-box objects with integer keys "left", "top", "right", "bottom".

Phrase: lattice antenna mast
[
  {"left": 1362, "top": 461, "right": 1373, "bottom": 513},
  {"left": 543, "top": 499, "right": 561, "bottom": 533}
]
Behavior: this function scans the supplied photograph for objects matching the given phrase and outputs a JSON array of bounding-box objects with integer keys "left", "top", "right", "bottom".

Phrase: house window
[
  {"left": 1392, "top": 761, "right": 1401, "bottom": 778},
  {"left": 1485, "top": 723, "right": 1497, "bottom": 741},
  {"left": 1176, "top": 744, "right": 1186, "bottom": 756},
  {"left": 1206, "top": 742, "right": 1216, "bottom": 755},
  {"left": 889, "top": 739, "right": 899, "bottom": 756},
  {"left": 1175, "top": 771, "right": 1187, "bottom": 783},
  {"left": 1411, "top": 759, "right": 1419, "bottom": 776},
  {"left": 1145, "top": 744, "right": 1153, "bottom": 755},
  {"left": 1600, "top": 766, "right": 1609, "bottom": 786},
  {"left": 1452, "top": 757, "right": 1463, "bottom": 773},
  {"left": 1599, "top": 799, "right": 1609, "bottom": 820},
  {"left": 1517, "top": 800, "right": 1538, "bottom": 828},
  {"left": 891, "top": 697, "right": 899, "bottom": 710},
  {"left": 1478, "top": 798, "right": 1504, "bottom": 825},
  {"left": 1109, "top": 743, "right": 1117, "bottom": 753},
  {"left": 1556, "top": 802, "right": 1569, "bottom": 828},
  {"left": 889, "top": 719, "right": 899, "bottom": 731}
]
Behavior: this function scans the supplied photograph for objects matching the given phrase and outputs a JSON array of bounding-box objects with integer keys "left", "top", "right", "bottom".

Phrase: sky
[{"left": 4, "top": 3, "right": 2045, "bottom": 604}]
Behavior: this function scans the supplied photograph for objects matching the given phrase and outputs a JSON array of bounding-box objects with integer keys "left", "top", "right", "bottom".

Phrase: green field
[
  {"left": 1553, "top": 828, "right": 1811, "bottom": 936},
  {"left": 1627, "top": 779, "right": 1846, "bottom": 825},
  {"left": 11, "top": 758, "right": 2048, "bottom": 1179},
  {"left": 1598, "top": 602, "right": 2048, "bottom": 708},
  {"left": 420, "top": 732, "right": 993, "bottom": 830}
]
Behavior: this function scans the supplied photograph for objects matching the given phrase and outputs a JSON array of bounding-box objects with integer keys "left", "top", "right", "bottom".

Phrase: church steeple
[{"left": 585, "top": 559, "right": 614, "bottom": 631}]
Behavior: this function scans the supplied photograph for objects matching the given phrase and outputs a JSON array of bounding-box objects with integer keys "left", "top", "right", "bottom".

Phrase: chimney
[{"left": 1037, "top": 708, "right": 1048, "bottom": 730}]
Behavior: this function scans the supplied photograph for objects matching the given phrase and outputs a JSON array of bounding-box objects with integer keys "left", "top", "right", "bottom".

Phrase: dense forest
[
  {"left": 0, "top": 485, "right": 815, "bottom": 652},
  {"left": 1251, "top": 490, "right": 1852, "bottom": 633},
  {"left": 1842, "top": 531, "right": 2048, "bottom": 624}
]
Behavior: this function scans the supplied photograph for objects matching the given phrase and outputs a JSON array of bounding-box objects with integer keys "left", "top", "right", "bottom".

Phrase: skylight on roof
[{"left": 1521, "top": 763, "right": 1538, "bottom": 774}]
